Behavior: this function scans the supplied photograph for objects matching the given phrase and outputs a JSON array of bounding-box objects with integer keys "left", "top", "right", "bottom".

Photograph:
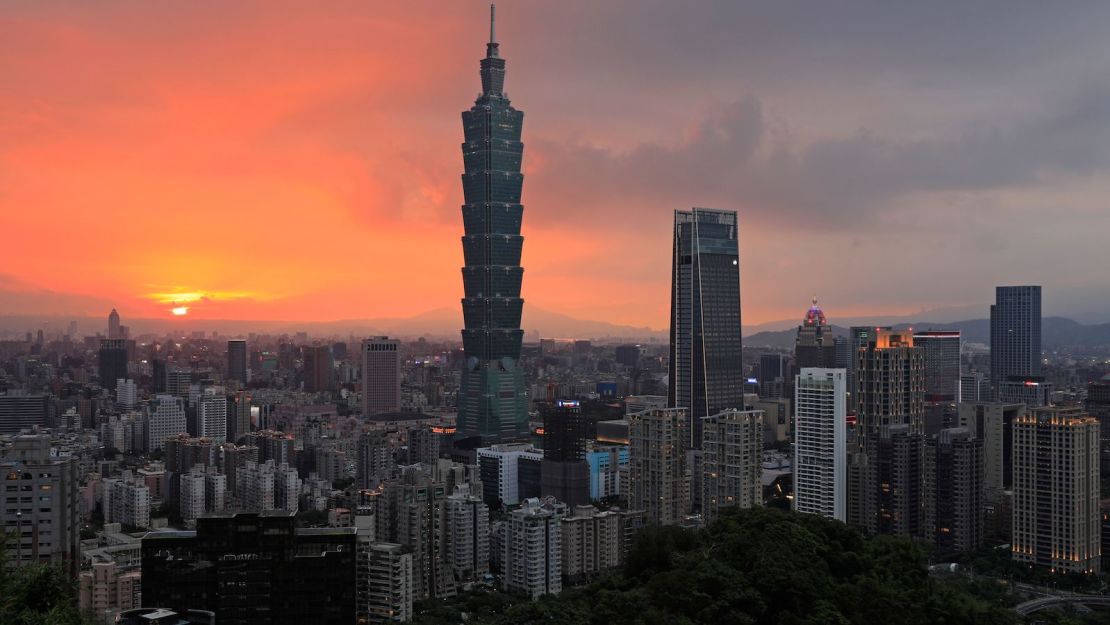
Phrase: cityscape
[{"left": 4, "top": 3, "right": 1110, "bottom": 625}]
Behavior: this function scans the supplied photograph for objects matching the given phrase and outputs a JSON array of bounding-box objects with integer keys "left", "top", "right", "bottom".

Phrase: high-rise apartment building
[
  {"left": 227, "top": 339, "right": 248, "bottom": 385},
  {"left": 357, "top": 430, "right": 394, "bottom": 489},
  {"left": 913, "top": 331, "right": 961, "bottom": 402},
  {"left": 502, "top": 497, "right": 564, "bottom": 598},
  {"left": 103, "top": 470, "right": 151, "bottom": 529},
  {"left": 990, "top": 286, "right": 1042, "bottom": 399},
  {"left": 1, "top": 435, "right": 80, "bottom": 576},
  {"left": 795, "top": 297, "right": 837, "bottom": 369},
  {"left": 628, "top": 407, "right": 690, "bottom": 526},
  {"left": 375, "top": 468, "right": 456, "bottom": 600},
  {"left": 846, "top": 326, "right": 891, "bottom": 405},
  {"left": 445, "top": 485, "right": 490, "bottom": 583},
  {"left": 669, "top": 208, "right": 743, "bottom": 448},
  {"left": 793, "top": 368, "right": 847, "bottom": 522},
  {"left": 699, "top": 409, "right": 763, "bottom": 524},
  {"left": 196, "top": 386, "right": 227, "bottom": 442},
  {"left": 456, "top": 6, "right": 528, "bottom": 441},
  {"left": 228, "top": 390, "right": 252, "bottom": 442},
  {"left": 561, "top": 505, "right": 625, "bottom": 585},
  {"left": 363, "top": 542, "right": 413, "bottom": 624},
  {"left": 959, "top": 371, "right": 988, "bottom": 404},
  {"left": 362, "top": 337, "right": 401, "bottom": 417},
  {"left": 476, "top": 442, "right": 543, "bottom": 507},
  {"left": 1012, "top": 406, "right": 1100, "bottom": 574},
  {"left": 924, "top": 427, "right": 983, "bottom": 553},
  {"left": 116, "top": 378, "right": 138, "bottom": 409},
  {"left": 850, "top": 330, "right": 925, "bottom": 537}
]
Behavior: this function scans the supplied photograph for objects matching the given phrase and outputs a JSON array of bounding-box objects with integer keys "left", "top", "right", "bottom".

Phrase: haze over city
[{"left": 5, "top": 1, "right": 1110, "bottom": 329}]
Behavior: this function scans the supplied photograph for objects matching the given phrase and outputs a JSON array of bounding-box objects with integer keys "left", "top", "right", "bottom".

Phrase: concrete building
[
  {"left": 1085, "top": 374, "right": 1110, "bottom": 440},
  {"left": 794, "top": 297, "right": 837, "bottom": 369},
  {"left": 227, "top": 339, "right": 248, "bottom": 385},
  {"left": 79, "top": 560, "right": 141, "bottom": 622},
  {"left": 502, "top": 497, "right": 564, "bottom": 598},
  {"left": 362, "top": 337, "right": 401, "bottom": 417},
  {"left": 997, "top": 376, "right": 1053, "bottom": 408},
  {"left": 561, "top": 504, "right": 624, "bottom": 586},
  {"left": 376, "top": 468, "right": 456, "bottom": 600},
  {"left": 146, "top": 395, "right": 187, "bottom": 452},
  {"left": 628, "top": 407, "right": 689, "bottom": 526},
  {"left": 700, "top": 409, "right": 763, "bottom": 524},
  {"left": 357, "top": 430, "right": 395, "bottom": 489},
  {"left": 363, "top": 542, "right": 413, "bottom": 623},
  {"left": 1012, "top": 406, "right": 1101, "bottom": 574},
  {"left": 585, "top": 444, "right": 628, "bottom": 501},
  {"left": 197, "top": 386, "right": 227, "bottom": 442},
  {"left": 959, "top": 372, "right": 988, "bottom": 404},
  {"left": 1, "top": 435, "right": 80, "bottom": 576},
  {"left": 179, "top": 467, "right": 207, "bottom": 523},
  {"left": 793, "top": 368, "right": 847, "bottom": 522},
  {"left": 445, "top": 484, "right": 490, "bottom": 583},
  {"left": 303, "top": 344, "right": 334, "bottom": 394},
  {"left": 540, "top": 400, "right": 591, "bottom": 507},
  {"left": 103, "top": 470, "right": 151, "bottom": 529}
]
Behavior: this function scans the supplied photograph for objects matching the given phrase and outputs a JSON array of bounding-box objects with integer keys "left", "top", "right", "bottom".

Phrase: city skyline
[{"left": 5, "top": 2, "right": 1110, "bottom": 328}]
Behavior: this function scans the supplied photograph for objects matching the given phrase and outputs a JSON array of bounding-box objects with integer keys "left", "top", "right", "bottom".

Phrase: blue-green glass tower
[{"left": 457, "top": 5, "right": 528, "bottom": 440}]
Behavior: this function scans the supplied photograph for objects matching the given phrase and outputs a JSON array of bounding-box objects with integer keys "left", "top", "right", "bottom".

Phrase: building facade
[
  {"left": 699, "top": 409, "right": 763, "bottom": 524},
  {"left": 362, "top": 337, "right": 401, "bottom": 417},
  {"left": 793, "top": 368, "right": 847, "bottom": 521},
  {"left": 669, "top": 208, "right": 744, "bottom": 449},
  {"left": 990, "top": 285, "right": 1042, "bottom": 399},
  {"left": 628, "top": 407, "right": 689, "bottom": 526}
]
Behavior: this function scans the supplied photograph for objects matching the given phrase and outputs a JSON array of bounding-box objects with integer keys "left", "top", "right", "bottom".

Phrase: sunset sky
[{"left": 4, "top": 1, "right": 1110, "bottom": 330}]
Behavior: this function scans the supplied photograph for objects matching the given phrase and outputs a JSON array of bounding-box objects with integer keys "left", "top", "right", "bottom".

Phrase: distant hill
[{"left": 744, "top": 317, "right": 1110, "bottom": 350}]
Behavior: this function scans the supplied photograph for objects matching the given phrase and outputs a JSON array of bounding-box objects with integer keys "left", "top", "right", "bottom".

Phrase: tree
[{"left": 0, "top": 536, "right": 92, "bottom": 625}]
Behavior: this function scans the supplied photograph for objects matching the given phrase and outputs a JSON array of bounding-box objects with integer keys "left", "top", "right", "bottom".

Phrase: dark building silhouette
[
  {"left": 925, "top": 427, "right": 984, "bottom": 553},
  {"left": 794, "top": 296, "right": 837, "bottom": 369},
  {"left": 152, "top": 358, "right": 167, "bottom": 393},
  {"left": 227, "top": 339, "right": 247, "bottom": 385},
  {"left": 990, "top": 286, "right": 1041, "bottom": 400},
  {"left": 614, "top": 344, "right": 641, "bottom": 368},
  {"left": 141, "top": 511, "right": 356, "bottom": 625},
  {"left": 757, "top": 353, "right": 790, "bottom": 400},
  {"left": 301, "top": 345, "right": 332, "bottom": 393},
  {"left": 913, "top": 331, "right": 961, "bottom": 403},
  {"left": 540, "top": 400, "right": 590, "bottom": 506},
  {"left": 668, "top": 208, "right": 743, "bottom": 449},
  {"left": 98, "top": 339, "right": 129, "bottom": 386},
  {"left": 456, "top": 9, "right": 528, "bottom": 441}
]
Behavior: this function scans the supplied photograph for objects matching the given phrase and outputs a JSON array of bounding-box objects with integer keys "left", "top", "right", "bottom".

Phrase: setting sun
[{"left": 171, "top": 307, "right": 189, "bottom": 316}]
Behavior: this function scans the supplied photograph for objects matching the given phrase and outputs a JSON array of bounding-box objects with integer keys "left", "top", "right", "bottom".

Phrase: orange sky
[{"left": 4, "top": 2, "right": 1109, "bottom": 330}]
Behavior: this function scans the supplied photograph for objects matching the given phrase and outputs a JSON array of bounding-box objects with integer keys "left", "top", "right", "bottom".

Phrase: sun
[{"left": 171, "top": 307, "right": 189, "bottom": 316}]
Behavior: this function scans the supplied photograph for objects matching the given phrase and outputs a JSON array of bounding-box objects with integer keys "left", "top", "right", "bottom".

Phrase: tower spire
[{"left": 486, "top": 4, "right": 499, "bottom": 58}]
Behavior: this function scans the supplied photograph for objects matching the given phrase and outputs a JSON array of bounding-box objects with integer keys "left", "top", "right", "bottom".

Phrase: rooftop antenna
[{"left": 490, "top": 4, "right": 496, "bottom": 45}]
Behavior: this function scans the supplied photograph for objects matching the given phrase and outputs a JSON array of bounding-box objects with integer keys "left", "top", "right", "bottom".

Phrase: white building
[
  {"left": 501, "top": 497, "right": 565, "bottom": 599},
  {"left": 793, "top": 368, "right": 847, "bottom": 522},
  {"left": 179, "top": 467, "right": 207, "bottom": 523},
  {"left": 363, "top": 542, "right": 413, "bottom": 623},
  {"left": 197, "top": 386, "right": 227, "bottom": 442},
  {"left": 147, "top": 395, "right": 187, "bottom": 452}
]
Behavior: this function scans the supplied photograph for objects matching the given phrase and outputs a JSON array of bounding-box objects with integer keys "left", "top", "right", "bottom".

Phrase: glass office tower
[
  {"left": 457, "top": 6, "right": 528, "bottom": 440},
  {"left": 668, "top": 208, "right": 744, "bottom": 448},
  {"left": 989, "top": 286, "right": 1041, "bottom": 399}
]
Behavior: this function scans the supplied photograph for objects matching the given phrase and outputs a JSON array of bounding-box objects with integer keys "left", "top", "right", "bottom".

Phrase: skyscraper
[
  {"left": 1012, "top": 406, "right": 1100, "bottom": 574},
  {"left": 457, "top": 5, "right": 528, "bottom": 441},
  {"left": 795, "top": 297, "right": 837, "bottom": 369},
  {"left": 197, "top": 387, "right": 227, "bottom": 442},
  {"left": 990, "top": 285, "right": 1041, "bottom": 399},
  {"left": 794, "top": 368, "right": 847, "bottom": 522},
  {"left": 913, "top": 330, "right": 961, "bottom": 402},
  {"left": 540, "top": 400, "right": 591, "bottom": 507},
  {"left": 227, "top": 339, "right": 248, "bottom": 385},
  {"left": 668, "top": 208, "right": 743, "bottom": 448},
  {"left": 925, "top": 427, "right": 984, "bottom": 553},
  {"left": 361, "top": 337, "right": 400, "bottom": 417},
  {"left": 846, "top": 326, "right": 890, "bottom": 405},
  {"left": 699, "top": 409, "right": 763, "bottom": 525},
  {"left": 108, "top": 308, "right": 121, "bottom": 340},
  {"left": 98, "top": 338, "right": 129, "bottom": 386}
]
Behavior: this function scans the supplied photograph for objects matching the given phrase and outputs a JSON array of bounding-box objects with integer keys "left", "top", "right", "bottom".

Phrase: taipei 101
[{"left": 3, "top": 2, "right": 1110, "bottom": 624}]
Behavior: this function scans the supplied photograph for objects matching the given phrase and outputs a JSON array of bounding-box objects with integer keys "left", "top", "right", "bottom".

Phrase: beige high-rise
[
  {"left": 628, "top": 407, "right": 689, "bottom": 526},
  {"left": 1012, "top": 406, "right": 1101, "bottom": 574}
]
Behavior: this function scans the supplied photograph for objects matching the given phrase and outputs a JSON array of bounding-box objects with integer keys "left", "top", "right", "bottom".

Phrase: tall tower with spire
[
  {"left": 795, "top": 296, "right": 837, "bottom": 369},
  {"left": 457, "top": 5, "right": 528, "bottom": 440}
]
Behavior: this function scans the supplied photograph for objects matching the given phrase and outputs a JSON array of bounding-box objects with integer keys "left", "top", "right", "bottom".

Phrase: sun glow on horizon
[{"left": 171, "top": 307, "right": 189, "bottom": 316}]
